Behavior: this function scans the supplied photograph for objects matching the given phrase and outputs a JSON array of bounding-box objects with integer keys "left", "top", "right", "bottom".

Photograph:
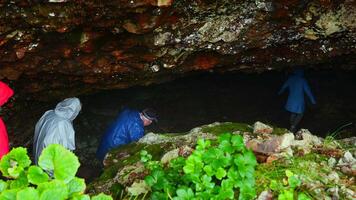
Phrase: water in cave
[{"left": 6, "top": 68, "right": 356, "bottom": 182}]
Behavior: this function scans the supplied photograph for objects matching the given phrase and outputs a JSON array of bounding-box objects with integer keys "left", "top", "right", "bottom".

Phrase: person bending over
[{"left": 97, "top": 108, "right": 157, "bottom": 161}]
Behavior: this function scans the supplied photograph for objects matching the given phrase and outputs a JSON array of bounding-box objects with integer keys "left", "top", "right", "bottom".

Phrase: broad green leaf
[
  {"left": 218, "top": 140, "right": 234, "bottom": 154},
  {"left": 218, "top": 133, "right": 231, "bottom": 143},
  {"left": 40, "top": 189, "right": 68, "bottom": 200},
  {"left": 152, "top": 192, "right": 168, "bottom": 200},
  {"left": 269, "top": 180, "right": 282, "bottom": 191},
  {"left": 288, "top": 175, "right": 301, "bottom": 189},
  {"left": 227, "top": 167, "right": 240, "bottom": 181},
  {"left": 140, "top": 150, "right": 152, "bottom": 163},
  {"left": 218, "top": 188, "right": 234, "bottom": 200},
  {"left": 195, "top": 191, "right": 211, "bottom": 199},
  {"left": 38, "top": 144, "right": 80, "bottom": 183},
  {"left": 285, "top": 170, "right": 293, "bottom": 178},
  {"left": 68, "top": 177, "right": 86, "bottom": 196},
  {"left": 16, "top": 187, "right": 39, "bottom": 200},
  {"left": 203, "top": 165, "right": 214, "bottom": 177},
  {"left": 298, "top": 192, "right": 311, "bottom": 200},
  {"left": 184, "top": 155, "right": 203, "bottom": 174},
  {"left": 140, "top": 150, "right": 148, "bottom": 156},
  {"left": 278, "top": 189, "right": 294, "bottom": 200},
  {"left": 8, "top": 166, "right": 24, "bottom": 178},
  {"left": 204, "top": 148, "right": 229, "bottom": 169},
  {"left": 196, "top": 139, "right": 211, "bottom": 150},
  {"left": 37, "top": 180, "right": 68, "bottom": 200},
  {"left": 239, "top": 183, "right": 256, "bottom": 200},
  {"left": 175, "top": 188, "right": 195, "bottom": 199},
  {"left": 231, "top": 135, "right": 245, "bottom": 152},
  {"left": 201, "top": 175, "right": 214, "bottom": 189},
  {"left": 0, "top": 147, "right": 31, "bottom": 178},
  {"left": 144, "top": 175, "right": 156, "bottom": 186},
  {"left": 0, "top": 189, "right": 18, "bottom": 200},
  {"left": 234, "top": 151, "right": 257, "bottom": 178},
  {"left": 215, "top": 167, "right": 226, "bottom": 180},
  {"left": 0, "top": 180, "right": 8, "bottom": 192},
  {"left": 243, "top": 151, "right": 257, "bottom": 167},
  {"left": 91, "top": 193, "right": 113, "bottom": 200},
  {"left": 9, "top": 172, "right": 28, "bottom": 189},
  {"left": 71, "top": 194, "right": 90, "bottom": 200},
  {"left": 221, "top": 179, "right": 233, "bottom": 189},
  {"left": 27, "top": 166, "right": 49, "bottom": 185}
]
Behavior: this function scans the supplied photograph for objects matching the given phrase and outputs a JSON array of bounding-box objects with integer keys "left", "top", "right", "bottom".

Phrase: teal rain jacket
[
  {"left": 278, "top": 69, "right": 316, "bottom": 114},
  {"left": 96, "top": 108, "right": 144, "bottom": 161},
  {"left": 33, "top": 97, "right": 81, "bottom": 164}
]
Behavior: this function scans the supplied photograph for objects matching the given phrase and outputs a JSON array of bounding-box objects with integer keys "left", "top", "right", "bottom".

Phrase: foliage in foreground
[
  {"left": 0, "top": 144, "right": 112, "bottom": 200},
  {"left": 140, "top": 133, "right": 258, "bottom": 200},
  {"left": 270, "top": 170, "right": 311, "bottom": 200}
]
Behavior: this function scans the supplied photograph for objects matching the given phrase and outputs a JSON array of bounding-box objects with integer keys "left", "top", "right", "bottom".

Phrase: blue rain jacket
[
  {"left": 278, "top": 69, "right": 316, "bottom": 114},
  {"left": 97, "top": 108, "right": 144, "bottom": 160}
]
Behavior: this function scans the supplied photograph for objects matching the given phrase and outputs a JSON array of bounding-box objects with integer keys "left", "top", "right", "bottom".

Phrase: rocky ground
[{"left": 87, "top": 121, "right": 355, "bottom": 199}]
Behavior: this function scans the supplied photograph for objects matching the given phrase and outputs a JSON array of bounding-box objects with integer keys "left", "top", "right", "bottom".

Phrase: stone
[
  {"left": 160, "top": 148, "right": 179, "bottom": 164},
  {"left": 127, "top": 180, "right": 150, "bottom": 196},
  {"left": 253, "top": 121, "right": 273, "bottom": 134},
  {"left": 257, "top": 190, "right": 273, "bottom": 200},
  {"left": 246, "top": 133, "right": 294, "bottom": 156},
  {"left": 0, "top": 1, "right": 355, "bottom": 100},
  {"left": 278, "top": 133, "right": 295, "bottom": 150},
  {"left": 343, "top": 151, "right": 355, "bottom": 163},
  {"left": 298, "top": 129, "right": 322, "bottom": 146},
  {"left": 327, "top": 171, "right": 340, "bottom": 183},
  {"left": 339, "top": 186, "right": 356, "bottom": 200},
  {"left": 327, "top": 187, "right": 339, "bottom": 200},
  {"left": 328, "top": 157, "right": 337, "bottom": 168}
]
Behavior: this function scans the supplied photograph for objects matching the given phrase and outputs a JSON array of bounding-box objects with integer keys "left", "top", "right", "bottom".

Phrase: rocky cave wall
[{"left": 0, "top": 0, "right": 355, "bottom": 100}]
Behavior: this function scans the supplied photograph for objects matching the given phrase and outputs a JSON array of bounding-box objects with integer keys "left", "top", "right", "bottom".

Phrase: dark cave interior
[{"left": 4, "top": 68, "right": 356, "bottom": 181}]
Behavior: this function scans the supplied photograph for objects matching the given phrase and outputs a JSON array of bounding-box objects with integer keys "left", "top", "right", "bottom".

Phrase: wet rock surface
[
  {"left": 87, "top": 122, "right": 356, "bottom": 199},
  {"left": 0, "top": 0, "right": 355, "bottom": 100}
]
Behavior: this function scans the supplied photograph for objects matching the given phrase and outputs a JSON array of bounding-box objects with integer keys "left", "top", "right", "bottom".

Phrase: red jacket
[{"left": 0, "top": 81, "right": 13, "bottom": 159}]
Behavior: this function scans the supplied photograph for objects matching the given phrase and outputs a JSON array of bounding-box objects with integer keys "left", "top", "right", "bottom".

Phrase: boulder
[{"left": 253, "top": 121, "right": 273, "bottom": 135}]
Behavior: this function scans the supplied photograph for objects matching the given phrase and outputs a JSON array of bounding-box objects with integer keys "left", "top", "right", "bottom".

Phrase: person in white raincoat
[{"left": 33, "top": 97, "right": 81, "bottom": 164}]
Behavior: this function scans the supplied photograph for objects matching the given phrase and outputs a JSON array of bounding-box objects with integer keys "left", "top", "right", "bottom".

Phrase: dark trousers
[{"left": 290, "top": 112, "right": 303, "bottom": 132}]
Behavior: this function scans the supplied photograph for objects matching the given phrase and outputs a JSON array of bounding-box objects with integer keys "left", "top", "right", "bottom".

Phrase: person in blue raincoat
[
  {"left": 278, "top": 69, "right": 316, "bottom": 133},
  {"left": 96, "top": 108, "right": 158, "bottom": 161},
  {"left": 33, "top": 97, "right": 81, "bottom": 164}
]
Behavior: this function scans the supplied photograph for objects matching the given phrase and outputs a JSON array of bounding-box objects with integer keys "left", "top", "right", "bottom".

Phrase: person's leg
[
  {"left": 289, "top": 113, "right": 297, "bottom": 132},
  {"left": 290, "top": 112, "right": 303, "bottom": 133}
]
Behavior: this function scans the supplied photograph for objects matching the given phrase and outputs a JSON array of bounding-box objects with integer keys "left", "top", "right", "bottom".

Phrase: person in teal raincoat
[{"left": 278, "top": 69, "right": 316, "bottom": 133}]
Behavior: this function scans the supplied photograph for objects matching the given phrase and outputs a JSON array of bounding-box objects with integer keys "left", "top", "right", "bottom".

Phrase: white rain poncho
[{"left": 33, "top": 97, "right": 81, "bottom": 164}]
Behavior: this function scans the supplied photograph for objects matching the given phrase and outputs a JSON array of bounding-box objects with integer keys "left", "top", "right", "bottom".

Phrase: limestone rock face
[{"left": 0, "top": 0, "right": 355, "bottom": 99}]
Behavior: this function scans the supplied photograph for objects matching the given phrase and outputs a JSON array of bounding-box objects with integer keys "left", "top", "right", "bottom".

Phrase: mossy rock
[{"left": 88, "top": 122, "right": 252, "bottom": 194}]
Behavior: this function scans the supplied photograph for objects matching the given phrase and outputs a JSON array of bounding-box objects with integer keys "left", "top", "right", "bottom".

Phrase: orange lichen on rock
[{"left": 193, "top": 55, "right": 219, "bottom": 70}]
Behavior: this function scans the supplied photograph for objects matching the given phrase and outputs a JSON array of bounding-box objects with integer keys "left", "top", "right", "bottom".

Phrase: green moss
[
  {"left": 272, "top": 127, "right": 289, "bottom": 136},
  {"left": 98, "top": 142, "right": 175, "bottom": 182},
  {"left": 255, "top": 153, "right": 330, "bottom": 194},
  {"left": 201, "top": 122, "right": 252, "bottom": 134}
]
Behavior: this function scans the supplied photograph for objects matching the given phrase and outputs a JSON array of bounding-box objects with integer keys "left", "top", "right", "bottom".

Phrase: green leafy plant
[
  {"left": 270, "top": 170, "right": 311, "bottom": 200},
  {"left": 140, "top": 133, "right": 258, "bottom": 200},
  {"left": 0, "top": 144, "right": 112, "bottom": 200}
]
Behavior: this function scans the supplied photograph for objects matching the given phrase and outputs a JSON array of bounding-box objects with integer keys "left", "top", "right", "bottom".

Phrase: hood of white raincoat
[
  {"left": 54, "top": 97, "right": 81, "bottom": 121},
  {"left": 33, "top": 97, "right": 81, "bottom": 164}
]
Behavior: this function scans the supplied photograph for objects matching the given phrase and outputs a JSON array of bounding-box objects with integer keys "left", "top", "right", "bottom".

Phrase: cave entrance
[{"left": 7, "top": 69, "right": 356, "bottom": 182}]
